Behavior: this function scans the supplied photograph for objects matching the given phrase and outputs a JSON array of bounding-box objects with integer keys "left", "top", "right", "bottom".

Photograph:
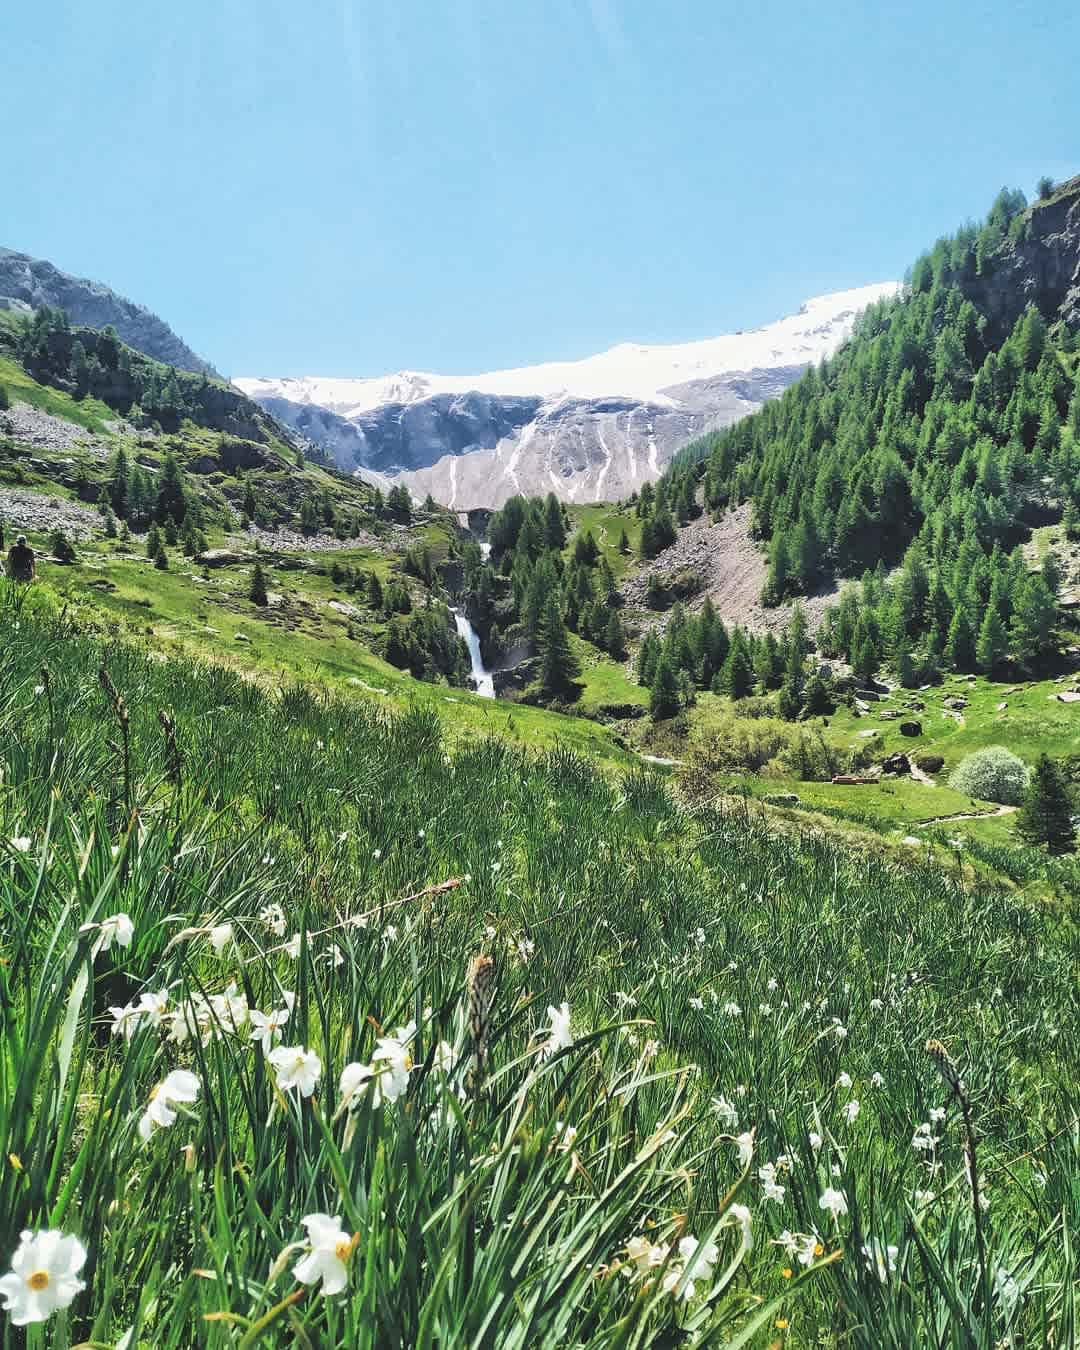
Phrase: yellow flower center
[
  {"left": 334, "top": 1235, "right": 356, "bottom": 1262},
  {"left": 814, "top": 1242, "right": 824, "bottom": 1257},
  {"left": 28, "top": 1271, "right": 50, "bottom": 1292}
]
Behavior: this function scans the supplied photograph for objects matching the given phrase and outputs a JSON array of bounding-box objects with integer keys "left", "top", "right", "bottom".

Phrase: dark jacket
[{"left": 6, "top": 544, "right": 35, "bottom": 580}]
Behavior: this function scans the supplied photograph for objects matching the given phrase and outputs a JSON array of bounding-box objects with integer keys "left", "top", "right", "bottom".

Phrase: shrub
[
  {"left": 949, "top": 745, "right": 1030, "bottom": 805},
  {"left": 50, "top": 529, "right": 77, "bottom": 564}
]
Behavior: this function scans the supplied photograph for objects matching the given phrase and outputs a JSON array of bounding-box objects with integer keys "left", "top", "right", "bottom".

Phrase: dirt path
[
  {"left": 908, "top": 764, "right": 936, "bottom": 787},
  {"left": 915, "top": 804, "right": 1017, "bottom": 826}
]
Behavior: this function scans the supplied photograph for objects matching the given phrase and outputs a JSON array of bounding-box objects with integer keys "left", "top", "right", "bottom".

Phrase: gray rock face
[
  {"left": 964, "top": 174, "right": 1080, "bottom": 343},
  {"left": 0, "top": 246, "right": 215, "bottom": 375},
  {"left": 259, "top": 374, "right": 787, "bottom": 509},
  {"left": 238, "top": 283, "right": 899, "bottom": 507}
]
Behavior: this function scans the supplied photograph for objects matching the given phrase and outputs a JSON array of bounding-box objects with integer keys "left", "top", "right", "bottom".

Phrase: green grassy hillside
[{"left": 0, "top": 583, "right": 1076, "bottom": 1346}]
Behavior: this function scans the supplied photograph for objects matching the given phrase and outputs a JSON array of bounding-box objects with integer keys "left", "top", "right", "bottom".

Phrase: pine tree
[
  {"left": 146, "top": 523, "right": 162, "bottom": 559},
  {"left": 537, "top": 595, "right": 579, "bottom": 699},
  {"left": 249, "top": 561, "right": 269, "bottom": 606},
  {"left": 645, "top": 573, "right": 665, "bottom": 609},
  {"left": 604, "top": 609, "right": 626, "bottom": 659},
  {"left": 543, "top": 493, "right": 566, "bottom": 550},
  {"left": 976, "top": 606, "right": 1009, "bottom": 675},
  {"left": 1016, "top": 754, "right": 1075, "bottom": 851},
  {"left": 618, "top": 527, "right": 630, "bottom": 555},
  {"left": 154, "top": 544, "right": 169, "bottom": 571},
  {"left": 1010, "top": 574, "right": 1057, "bottom": 671},
  {"left": 803, "top": 673, "right": 834, "bottom": 716},
  {"left": 155, "top": 452, "right": 188, "bottom": 525},
  {"left": 720, "top": 640, "right": 754, "bottom": 699},
  {"left": 945, "top": 606, "right": 977, "bottom": 672},
  {"left": 0, "top": 382, "right": 9, "bottom": 411},
  {"left": 649, "top": 655, "right": 680, "bottom": 721}
]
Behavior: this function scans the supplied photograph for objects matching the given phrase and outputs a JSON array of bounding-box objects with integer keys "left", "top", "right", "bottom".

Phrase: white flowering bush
[
  {"left": 0, "top": 597, "right": 1075, "bottom": 1346},
  {"left": 949, "top": 745, "right": 1030, "bottom": 805}
]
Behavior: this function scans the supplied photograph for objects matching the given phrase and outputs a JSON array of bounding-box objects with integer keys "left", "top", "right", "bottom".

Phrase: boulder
[
  {"left": 197, "top": 549, "right": 247, "bottom": 567},
  {"left": 943, "top": 697, "right": 967, "bottom": 710},
  {"left": 916, "top": 754, "right": 945, "bottom": 773},
  {"left": 233, "top": 632, "right": 251, "bottom": 643},
  {"left": 882, "top": 752, "right": 910, "bottom": 775},
  {"left": 855, "top": 688, "right": 880, "bottom": 702},
  {"left": 763, "top": 793, "right": 800, "bottom": 807},
  {"left": 899, "top": 720, "right": 922, "bottom": 736}
]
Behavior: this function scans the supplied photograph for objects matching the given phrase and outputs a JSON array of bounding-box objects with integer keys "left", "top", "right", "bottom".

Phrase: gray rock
[{"left": 0, "top": 246, "right": 216, "bottom": 374}]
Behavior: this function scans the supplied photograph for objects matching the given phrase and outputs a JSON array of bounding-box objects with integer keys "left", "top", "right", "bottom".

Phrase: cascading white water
[{"left": 453, "top": 609, "right": 495, "bottom": 698}]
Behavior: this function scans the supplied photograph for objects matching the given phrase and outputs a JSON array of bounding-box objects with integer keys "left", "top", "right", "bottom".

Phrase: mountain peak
[{"left": 235, "top": 283, "right": 898, "bottom": 508}]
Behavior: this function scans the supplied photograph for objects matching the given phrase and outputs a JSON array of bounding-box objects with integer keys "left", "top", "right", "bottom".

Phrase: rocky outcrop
[
  {"left": 0, "top": 246, "right": 215, "bottom": 375},
  {"left": 966, "top": 175, "right": 1080, "bottom": 342}
]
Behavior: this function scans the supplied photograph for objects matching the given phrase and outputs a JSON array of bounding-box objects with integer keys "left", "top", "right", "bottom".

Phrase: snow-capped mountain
[{"left": 235, "top": 283, "right": 898, "bottom": 508}]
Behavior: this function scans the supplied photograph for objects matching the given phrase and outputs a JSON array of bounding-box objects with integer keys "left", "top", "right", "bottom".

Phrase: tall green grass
[{"left": 0, "top": 580, "right": 1076, "bottom": 1346}]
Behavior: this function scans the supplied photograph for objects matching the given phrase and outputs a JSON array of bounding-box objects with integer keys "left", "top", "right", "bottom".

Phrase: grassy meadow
[{"left": 1, "top": 579, "right": 1077, "bottom": 1347}]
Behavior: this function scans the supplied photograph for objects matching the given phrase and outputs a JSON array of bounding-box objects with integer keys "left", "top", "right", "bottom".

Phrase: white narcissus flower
[
  {"left": 292, "top": 1213, "right": 355, "bottom": 1296},
  {"left": 208, "top": 923, "right": 234, "bottom": 954},
  {"left": 284, "top": 933, "right": 302, "bottom": 960},
  {"left": 110, "top": 988, "right": 170, "bottom": 1039},
  {"left": 626, "top": 1235, "right": 666, "bottom": 1274},
  {"left": 841, "top": 1099, "right": 861, "bottom": 1125},
  {"left": 433, "top": 1041, "right": 454, "bottom": 1075},
  {"left": 338, "top": 1061, "right": 375, "bottom": 1110},
  {"left": 0, "top": 1229, "right": 87, "bottom": 1325},
  {"left": 723, "top": 1202, "right": 753, "bottom": 1248},
  {"left": 862, "top": 1239, "right": 899, "bottom": 1282},
  {"left": 268, "top": 1046, "right": 321, "bottom": 1098},
  {"left": 82, "top": 912, "right": 134, "bottom": 956},
  {"left": 250, "top": 1007, "right": 291, "bottom": 1050},
  {"left": 138, "top": 1069, "right": 201, "bottom": 1141},
  {"left": 711, "top": 1096, "right": 738, "bottom": 1130},
  {"left": 759, "top": 1163, "right": 786, "bottom": 1204},
  {"left": 678, "top": 1234, "right": 718, "bottom": 1277},
  {"left": 735, "top": 1131, "right": 754, "bottom": 1169},
  {"left": 9, "top": 837, "right": 33, "bottom": 853},
  {"left": 260, "top": 903, "right": 287, "bottom": 937},
  {"left": 836, "top": 1071, "right": 853, "bottom": 1089},
  {"left": 808, "top": 1130, "right": 823, "bottom": 1152},
  {"left": 773, "top": 1229, "right": 800, "bottom": 1257},
  {"left": 540, "top": 1002, "right": 573, "bottom": 1059},
  {"left": 138, "top": 990, "right": 169, "bottom": 1027},
  {"left": 798, "top": 1233, "right": 823, "bottom": 1266},
  {"left": 819, "top": 1187, "right": 848, "bottom": 1219}
]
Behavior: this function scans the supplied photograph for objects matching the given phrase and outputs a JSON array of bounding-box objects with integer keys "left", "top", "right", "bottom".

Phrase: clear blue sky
[{"left": 2, "top": 1, "right": 1076, "bottom": 378}]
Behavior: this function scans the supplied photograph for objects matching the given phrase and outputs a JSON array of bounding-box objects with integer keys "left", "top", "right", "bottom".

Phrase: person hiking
[{"left": 5, "top": 534, "right": 36, "bottom": 582}]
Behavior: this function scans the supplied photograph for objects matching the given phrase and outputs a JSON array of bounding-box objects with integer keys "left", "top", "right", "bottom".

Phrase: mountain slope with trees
[{"left": 632, "top": 177, "right": 1080, "bottom": 700}]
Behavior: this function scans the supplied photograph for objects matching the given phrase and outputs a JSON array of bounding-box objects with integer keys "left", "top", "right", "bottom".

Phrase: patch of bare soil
[{"left": 620, "top": 503, "right": 841, "bottom": 635}]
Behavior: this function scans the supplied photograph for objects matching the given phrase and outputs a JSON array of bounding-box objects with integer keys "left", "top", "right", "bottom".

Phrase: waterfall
[{"left": 453, "top": 609, "right": 495, "bottom": 698}]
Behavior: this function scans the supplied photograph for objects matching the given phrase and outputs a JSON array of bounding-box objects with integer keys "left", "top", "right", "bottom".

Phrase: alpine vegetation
[{"left": 0, "top": 581, "right": 1077, "bottom": 1347}]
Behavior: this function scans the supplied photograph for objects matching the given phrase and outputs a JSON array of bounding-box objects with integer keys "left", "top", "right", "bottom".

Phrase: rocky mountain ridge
[
  {"left": 0, "top": 246, "right": 215, "bottom": 376},
  {"left": 236, "top": 284, "right": 899, "bottom": 508}
]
